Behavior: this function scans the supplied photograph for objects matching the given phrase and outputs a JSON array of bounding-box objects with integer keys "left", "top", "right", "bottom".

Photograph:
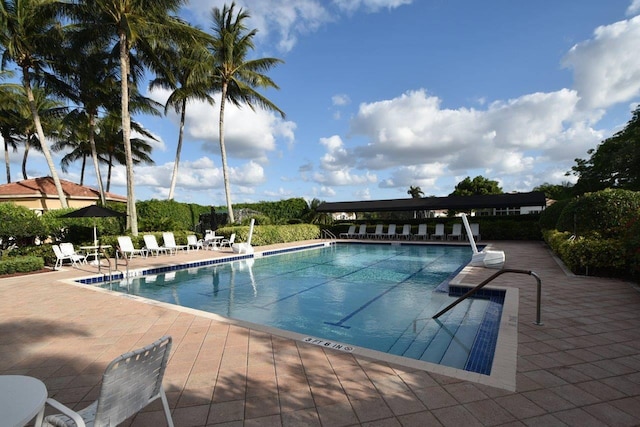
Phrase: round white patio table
[{"left": 0, "top": 375, "right": 47, "bottom": 426}]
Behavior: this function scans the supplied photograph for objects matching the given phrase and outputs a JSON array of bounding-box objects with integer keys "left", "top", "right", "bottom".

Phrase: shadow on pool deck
[{"left": 1, "top": 240, "right": 640, "bottom": 426}]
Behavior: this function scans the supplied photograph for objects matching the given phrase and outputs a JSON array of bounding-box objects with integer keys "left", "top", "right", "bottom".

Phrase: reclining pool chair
[
  {"left": 431, "top": 223, "right": 445, "bottom": 240},
  {"left": 415, "top": 224, "right": 428, "bottom": 240},
  {"left": 143, "top": 234, "right": 173, "bottom": 256},
  {"left": 162, "top": 232, "right": 189, "bottom": 252},
  {"left": 447, "top": 223, "right": 463, "bottom": 240},
  {"left": 43, "top": 335, "right": 174, "bottom": 427},
  {"left": 339, "top": 225, "right": 356, "bottom": 239},
  {"left": 117, "top": 236, "right": 147, "bottom": 259}
]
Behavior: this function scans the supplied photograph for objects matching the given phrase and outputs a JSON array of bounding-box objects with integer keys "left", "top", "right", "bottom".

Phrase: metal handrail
[
  {"left": 114, "top": 246, "right": 129, "bottom": 279},
  {"left": 321, "top": 229, "right": 337, "bottom": 240},
  {"left": 433, "top": 268, "right": 543, "bottom": 325},
  {"left": 98, "top": 247, "right": 112, "bottom": 280}
]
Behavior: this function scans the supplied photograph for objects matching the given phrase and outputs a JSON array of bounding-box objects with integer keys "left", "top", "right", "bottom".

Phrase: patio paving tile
[{"left": 1, "top": 240, "right": 639, "bottom": 426}]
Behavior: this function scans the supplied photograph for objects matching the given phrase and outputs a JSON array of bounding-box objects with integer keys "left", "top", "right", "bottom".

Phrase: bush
[
  {"left": 216, "top": 224, "right": 320, "bottom": 246},
  {"left": 0, "top": 255, "right": 45, "bottom": 275},
  {"left": 539, "top": 199, "right": 570, "bottom": 231},
  {"left": 556, "top": 189, "right": 640, "bottom": 237},
  {"left": 0, "top": 203, "right": 46, "bottom": 248}
]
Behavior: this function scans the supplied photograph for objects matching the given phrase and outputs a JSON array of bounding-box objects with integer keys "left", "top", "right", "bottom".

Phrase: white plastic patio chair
[
  {"left": 52, "top": 244, "right": 74, "bottom": 270},
  {"left": 399, "top": 224, "right": 412, "bottom": 239},
  {"left": 220, "top": 233, "right": 236, "bottom": 248},
  {"left": 368, "top": 224, "right": 384, "bottom": 239},
  {"left": 143, "top": 235, "right": 172, "bottom": 256},
  {"left": 43, "top": 335, "right": 174, "bottom": 427},
  {"left": 431, "top": 224, "right": 445, "bottom": 240},
  {"left": 470, "top": 223, "right": 481, "bottom": 241},
  {"left": 59, "top": 243, "right": 87, "bottom": 266},
  {"left": 117, "top": 236, "right": 147, "bottom": 259},
  {"left": 385, "top": 224, "right": 397, "bottom": 239},
  {"left": 415, "top": 224, "right": 428, "bottom": 240},
  {"left": 354, "top": 224, "right": 368, "bottom": 239},
  {"left": 339, "top": 225, "right": 356, "bottom": 239},
  {"left": 187, "top": 234, "right": 203, "bottom": 251},
  {"left": 162, "top": 232, "right": 188, "bottom": 252},
  {"left": 447, "top": 223, "right": 463, "bottom": 240}
]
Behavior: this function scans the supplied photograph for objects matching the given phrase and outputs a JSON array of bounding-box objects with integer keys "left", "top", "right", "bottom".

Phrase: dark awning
[{"left": 316, "top": 191, "right": 546, "bottom": 213}]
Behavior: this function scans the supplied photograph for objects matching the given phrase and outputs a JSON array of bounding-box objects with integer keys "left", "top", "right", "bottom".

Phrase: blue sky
[{"left": 5, "top": 0, "right": 640, "bottom": 206}]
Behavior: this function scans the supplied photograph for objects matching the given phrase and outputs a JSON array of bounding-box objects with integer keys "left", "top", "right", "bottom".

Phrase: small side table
[{"left": 0, "top": 375, "right": 47, "bottom": 426}]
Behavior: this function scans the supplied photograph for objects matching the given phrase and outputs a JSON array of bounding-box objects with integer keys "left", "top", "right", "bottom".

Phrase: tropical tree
[
  {"left": 0, "top": 0, "right": 69, "bottom": 206},
  {"left": 407, "top": 185, "right": 424, "bottom": 198},
  {"left": 569, "top": 105, "right": 640, "bottom": 194},
  {"left": 209, "top": 2, "right": 285, "bottom": 223},
  {"left": 149, "top": 41, "right": 215, "bottom": 200},
  {"left": 450, "top": 175, "right": 503, "bottom": 196},
  {"left": 0, "top": 76, "right": 21, "bottom": 182},
  {"left": 78, "top": 0, "right": 197, "bottom": 234}
]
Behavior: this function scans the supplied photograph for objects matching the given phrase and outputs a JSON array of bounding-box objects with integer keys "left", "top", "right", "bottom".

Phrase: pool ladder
[
  {"left": 433, "top": 268, "right": 543, "bottom": 326},
  {"left": 321, "top": 229, "right": 337, "bottom": 241}
]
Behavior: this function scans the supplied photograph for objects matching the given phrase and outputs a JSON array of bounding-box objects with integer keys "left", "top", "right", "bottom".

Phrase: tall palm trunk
[
  {"left": 119, "top": 30, "right": 137, "bottom": 234},
  {"left": 107, "top": 152, "right": 113, "bottom": 192},
  {"left": 22, "top": 67, "right": 67, "bottom": 208},
  {"left": 89, "top": 113, "right": 106, "bottom": 205},
  {"left": 218, "top": 82, "right": 234, "bottom": 223},
  {"left": 3, "top": 134, "right": 10, "bottom": 183},
  {"left": 168, "top": 98, "right": 186, "bottom": 200},
  {"left": 22, "top": 138, "right": 30, "bottom": 180},
  {"left": 79, "top": 154, "right": 87, "bottom": 185}
]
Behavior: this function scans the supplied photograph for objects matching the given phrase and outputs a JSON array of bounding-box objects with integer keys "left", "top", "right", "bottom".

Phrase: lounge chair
[
  {"left": 415, "top": 224, "right": 428, "bottom": 240},
  {"left": 399, "top": 224, "right": 412, "bottom": 239},
  {"left": 220, "top": 233, "right": 236, "bottom": 248},
  {"left": 354, "top": 224, "right": 368, "bottom": 239},
  {"left": 470, "top": 223, "right": 481, "bottom": 241},
  {"left": 340, "top": 225, "right": 356, "bottom": 239},
  {"left": 385, "top": 224, "right": 397, "bottom": 239},
  {"left": 431, "top": 224, "right": 445, "bottom": 240},
  {"left": 143, "top": 234, "right": 173, "bottom": 256},
  {"left": 187, "top": 234, "right": 203, "bottom": 251},
  {"left": 368, "top": 224, "right": 384, "bottom": 239},
  {"left": 59, "top": 243, "right": 87, "bottom": 266},
  {"left": 163, "top": 232, "right": 189, "bottom": 252},
  {"left": 52, "top": 244, "right": 82, "bottom": 269},
  {"left": 43, "top": 336, "right": 174, "bottom": 427},
  {"left": 117, "top": 236, "right": 147, "bottom": 259},
  {"left": 447, "top": 223, "right": 463, "bottom": 240}
]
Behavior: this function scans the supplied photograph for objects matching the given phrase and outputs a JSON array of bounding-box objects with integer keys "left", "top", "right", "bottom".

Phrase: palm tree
[
  {"left": 407, "top": 185, "right": 424, "bottom": 198},
  {"left": 0, "top": 0, "right": 69, "bottom": 207},
  {"left": 209, "top": 2, "right": 285, "bottom": 223},
  {"left": 0, "top": 75, "right": 21, "bottom": 182},
  {"left": 82, "top": 0, "right": 199, "bottom": 234},
  {"left": 149, "top": 41, "right": 215, "bottom": 200}
]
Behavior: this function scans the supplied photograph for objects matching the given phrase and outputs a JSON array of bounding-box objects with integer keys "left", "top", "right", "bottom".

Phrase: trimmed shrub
[
  {"left": 539, "top": 199, "right": 570, "bottom": 231},
  {"left": 216, "top": 224, "right": 320, "bottom": 246},
  {"left": 556, "top": 189, "right": 640, "bottom": 237},
  {"left": 0, "top": 202, "right": 46, "bottom": 248},
  {"left": 0, "top": 255, "right": 45, "bottom": 275}
]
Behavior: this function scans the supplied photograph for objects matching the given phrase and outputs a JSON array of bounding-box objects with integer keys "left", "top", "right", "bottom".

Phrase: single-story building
[
  {"left": 317, "top": 191, "right": 547, "bottom": 218},
  {"left": 0, "top": 177, "right": 126, "bottom": 214}
]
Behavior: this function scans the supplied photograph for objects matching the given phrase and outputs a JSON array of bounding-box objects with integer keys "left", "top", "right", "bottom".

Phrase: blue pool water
[{"left": 98, "top": 243, "right": 504, "bottom": 374}]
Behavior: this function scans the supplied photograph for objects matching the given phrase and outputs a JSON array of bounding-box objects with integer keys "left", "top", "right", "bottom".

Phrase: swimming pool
[{"left": 98, "top": 243, "right": 505, "bottom": 375}]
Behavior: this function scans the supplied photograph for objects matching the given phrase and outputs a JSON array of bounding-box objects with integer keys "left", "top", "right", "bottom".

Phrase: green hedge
[
  {"left": 0, "top": 255, "right": 45, "bottom": 275},
  {"left": 215, "top": 224, "right": 320, "bottom": 245}
]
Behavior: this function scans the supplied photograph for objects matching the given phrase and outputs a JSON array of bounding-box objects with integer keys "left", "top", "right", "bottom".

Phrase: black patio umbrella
[{"left": 61, "top": 205, "right": 126, "bottom": 245}]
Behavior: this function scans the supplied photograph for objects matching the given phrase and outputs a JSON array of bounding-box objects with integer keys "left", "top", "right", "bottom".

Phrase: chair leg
[{"left": 160, "top": 389, "right": 174, "bottom": 427}]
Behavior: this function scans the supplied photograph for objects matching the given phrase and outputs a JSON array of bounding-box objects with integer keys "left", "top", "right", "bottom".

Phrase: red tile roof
[{"left": 0, "top": 177, "right": 126, "bottom": 202}]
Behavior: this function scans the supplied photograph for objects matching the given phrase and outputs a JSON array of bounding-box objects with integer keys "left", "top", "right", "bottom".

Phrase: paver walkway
[{"left": 1, "top": 241, "right": 639, "bottom": 426}]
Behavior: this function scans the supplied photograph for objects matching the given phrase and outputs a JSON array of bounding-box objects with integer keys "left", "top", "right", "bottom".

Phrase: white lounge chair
[
  {"left": 470, "top": 223, "right": 481, "bottom": 241},
  {"left": 163, "top": 232, "right": 188, "bottom": 252},
  {"left": 368, "top": 224, "right": 384, "bottom": 239},
  {"left": 415, "top": 224, "right": 428, "bottom": 240},
  {"left": 220, "top": 233, "right": 236, "bottom": 248},
  {"left": 52, "top": 244, "right": 81, "bottom": 269},
  {"left": 143, "top": 235, "right": 173, "bottom": 256},
  {"left": 353, "top": 224, "right": 367, "bottom": 239},
  {"left": 59, "top": 243, "right": 87, "bottom": 266},
  {"left": 340, "top": 225, "right": 356, "bottom": 239},
  {"left": 117, "top": 236, "right": 147, "bottom": 259},
  {"left": 447, "top": 223, "right": 463, "bottom": 240},
  {"left": 399, "top": 224, "right": 412, "bottom": 239},
  {"left": 385, "top": 224, "right": 397, "bottom": 239},
  {"left": 187, "top": 234, "right": 203, "bottom": 250},
  {"left": 431, "top": 224, "right": 445, "bottom": 240},
  {"left": 43, "top": 336, "right": 174, "bottom": 427}
]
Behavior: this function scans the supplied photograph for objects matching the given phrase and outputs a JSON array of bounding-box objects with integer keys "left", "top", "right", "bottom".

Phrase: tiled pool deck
[{"left": 1, "top": 240, "right": 639, "bottom": 426}]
